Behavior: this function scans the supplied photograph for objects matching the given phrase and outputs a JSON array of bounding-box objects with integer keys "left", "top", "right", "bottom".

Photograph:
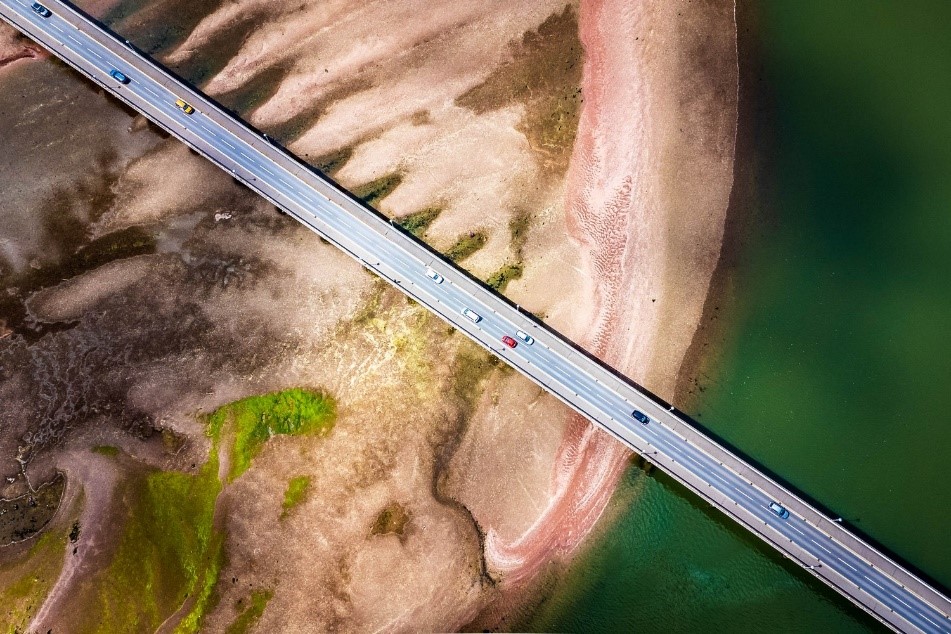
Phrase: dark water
[{"left": 526, "top": 0, "right": 951, "bottom": 630}]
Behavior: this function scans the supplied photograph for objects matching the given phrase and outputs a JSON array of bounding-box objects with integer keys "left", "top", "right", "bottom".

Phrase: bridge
[{"left": 2, "top": 0, "right": 949, "bottom": 631}]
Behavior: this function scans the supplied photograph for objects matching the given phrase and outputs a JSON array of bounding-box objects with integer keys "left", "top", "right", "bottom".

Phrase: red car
[{"left": 502, "top": 335, "right": 518, "bottom": 349}]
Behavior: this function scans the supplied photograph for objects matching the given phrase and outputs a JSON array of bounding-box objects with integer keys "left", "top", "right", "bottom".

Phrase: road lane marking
[
  {"left": 836, "top": 556, "right": 858, "bottom": 572},
  {"left": 919, "top": 613, "right": 941, "bottom": 628},
  {"left": 787, "top": 524, "right": 805, "bottom": 536},
  {"left": 222, "top": 139, "right": 237, "bottom": 150},
  {"left": 261, "top": 165, "right": 276, "bottom": 176},
  {"left": 891, "top": 594, "right": 913, "bottom": 610},
  {"left": 810, "top": 539, "right": 833, "bottom": 555},
  {"left": 864, "top": 575, "right": 886, "bottom": 591}
]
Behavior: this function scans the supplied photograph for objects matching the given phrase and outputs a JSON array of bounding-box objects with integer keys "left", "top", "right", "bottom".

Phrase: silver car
[{"left": 462, "top": 308, "right": 481, "bottom": 323}]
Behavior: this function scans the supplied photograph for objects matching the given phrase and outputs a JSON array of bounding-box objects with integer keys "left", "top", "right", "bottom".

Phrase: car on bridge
[
  {"left": 425, "top": 268, "right": 444, "bottom": 284},
  {"left": 31, "top": 2, "right": 51, "bottom": 17},
  {"left": 501, "top": 335, "right": 518, "bottom": 349},
  {"left": 175, "top": 98, "right": 195, "bottom": 114},
  {"left": 109, "top": 69, "right": 130, "bottom": 84},
  {"left": 631, "top": 410, "right": 650, "bottom": 425},
  {"left": 515, "top": 330, "right": 534, "bottom": 345},
  {"left": 769, "top": 501, "right": 790, "bottom": 519},
  {"left": 462, "top": 308, "right": 481, "bottom": 323}
]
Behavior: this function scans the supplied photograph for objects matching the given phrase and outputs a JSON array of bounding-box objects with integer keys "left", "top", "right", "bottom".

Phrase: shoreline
[
  {"left": 483, "top": 0, "right": 740, "bottom": 611},
  {"left": 673, "top": 0, "right": 765, "bottom": 413}
]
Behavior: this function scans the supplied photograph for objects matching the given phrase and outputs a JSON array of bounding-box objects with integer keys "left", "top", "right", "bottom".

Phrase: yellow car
[{"left": 175, "top": 98, "right": 195, "bottom": 115}]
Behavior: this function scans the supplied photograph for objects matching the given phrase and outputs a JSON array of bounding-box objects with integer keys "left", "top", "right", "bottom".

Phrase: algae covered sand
[{"left": 207, "top": 387, "right": 336, "bottom": 482}]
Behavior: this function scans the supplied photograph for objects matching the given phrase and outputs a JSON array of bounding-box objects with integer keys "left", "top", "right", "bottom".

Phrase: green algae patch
[
  {"left": 226, "top": 589, "right": 273, "bottom": 634},
  {"left": 0, "top": 523, "right": 69, "bottom": 632},
  {"left": 174, "top": 531, "right": 226, "bottom": 634},
  {"left": 91, "top": 445, "right": 119, "bottom": 457},
  {"left": 486, "top": 262, "right": 524, "bottom": 293},
  {"left": 280, "top": 476, "right": 312, "bottom": 520},
  {"left": 352, "top": 172, "right": 403, "bottom": 208},
  {"left": 396, "top": 206, "right": 443, "bottom": 238},
  {"left": 445, "top": 231, "right": 488, "bottom": 262},
  {"left": 86, "top": 453, "right": 223, "bottom": 633},
  {"left": 207, "top": 388, "right": 336, "bottom": 482}
]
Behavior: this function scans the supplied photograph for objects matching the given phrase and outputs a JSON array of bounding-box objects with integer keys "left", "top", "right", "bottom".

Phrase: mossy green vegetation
[
  {"left": 207, "top": 388, "right": 336, "bottom": 481},
  {"left": 226, "top": 589, "right": 273, "bottom": 634},
  {"left": 84, "top": 453, "right": 223, "bottom": 633},
  {"left": 456, "top": 6, "right": 582, "bottom": 174},
  {"left": 486, "top": 263, "right": 524, "bottom": 292},
  {"left": 396, "top": 206, "right": 443, "bottom": 238},
  {"left": 352, "top": 172, "right": 403, "bottom": 208},
  {"left": 280, "top": 476, "right": 311, "bottom": 519},
  {"left": 445, "top": 231, "right": 488, "bottom": 262},
  {"left": 92, "top": 445, "right": 119, "bottom": 457},
  {"left": 0, "top": 523, "right": 69, "bottom": 632}
]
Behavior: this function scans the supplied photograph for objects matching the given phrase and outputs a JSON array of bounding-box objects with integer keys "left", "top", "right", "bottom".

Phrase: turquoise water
[
  {"left": 527, "top": 0, "right": 951, "bottom": 630},
  {"left": 526, "top": 468, "right": 876, "bottom": 632}
]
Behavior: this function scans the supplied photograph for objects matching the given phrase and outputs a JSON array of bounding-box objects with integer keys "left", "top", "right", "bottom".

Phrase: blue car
[
  {"left": 769, "top": 501, "right": 790, "bottom": 519},
  {"left": 109, "top": 69, "right": 130, "bottom": 84},
  {"left": 631, "top": 410, "right": 650, "bottom": 425},
  {"left": 31, "top": 2, "right": 52, "bottom": 17}
]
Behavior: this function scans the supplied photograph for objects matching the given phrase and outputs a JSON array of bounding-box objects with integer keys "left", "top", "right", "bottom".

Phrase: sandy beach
[{"left": 480, "top": 0, "right": 738, "bottom": 589}]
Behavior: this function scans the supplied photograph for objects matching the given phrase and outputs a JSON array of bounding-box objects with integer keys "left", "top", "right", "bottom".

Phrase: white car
[
  {"left": 425, "top": 268, "right": 444, "bottom": 284},
  {"left": 462, "top": 308, "right": 481, "bottom": 323},
  {"left": 515, "top": 330, "right": 534, "bottom": 345}
]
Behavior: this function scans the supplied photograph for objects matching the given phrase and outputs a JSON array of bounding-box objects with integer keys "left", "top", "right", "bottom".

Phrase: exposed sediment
[{"left": 483, "top": 0, "right": 739, "bottom": 585}]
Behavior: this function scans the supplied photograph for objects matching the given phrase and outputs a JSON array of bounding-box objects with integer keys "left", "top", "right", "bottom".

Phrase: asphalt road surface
[{"left": 2, "top": 1, "right": 949, "bottom": 631}]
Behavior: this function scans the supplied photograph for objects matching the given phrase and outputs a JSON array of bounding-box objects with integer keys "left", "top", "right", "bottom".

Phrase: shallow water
[
  {"left": 525, "top": 0, "right": 951, "bottom": 630},
  {"left": 525, "top": 467, "right": 877, "bottom": 632}
]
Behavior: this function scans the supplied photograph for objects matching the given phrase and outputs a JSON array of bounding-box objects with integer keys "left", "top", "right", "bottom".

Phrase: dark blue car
[
  {"left": 31, "top": 2, "right": 52, "bottom": 17},
  {"left": 110, "top": 69, "right": 130, "bottom": 84},
  {"left": 631, "top": 410, "right": 650, "bottom": 425}
]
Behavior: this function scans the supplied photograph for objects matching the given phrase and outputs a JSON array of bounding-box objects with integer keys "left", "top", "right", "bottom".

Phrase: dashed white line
[
  {"left": 836, "top": 556, "right": 858, "bottom": 572},
  {"left": 810, "top": 539, "right": 833, "bottom": 555},
  {"left": 891, "top": 594, "right": 913, "bottom": 610},
  {"left": 919, "top": 613, "right": 941, "bottom": 629},
  {"left": 864, "top": 576, "right": 886, "bottom": 591},
  {"left": 735, "top": 489, "right": 757, "bottom": 503}
]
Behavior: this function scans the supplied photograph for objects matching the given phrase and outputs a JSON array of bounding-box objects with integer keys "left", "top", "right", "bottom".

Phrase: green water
[
  {"left": 526, "top": 468, "right": 876, "bottom": 632},
  {"left": 527, "top": 0, "right": 950, "bottom": 630}
]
